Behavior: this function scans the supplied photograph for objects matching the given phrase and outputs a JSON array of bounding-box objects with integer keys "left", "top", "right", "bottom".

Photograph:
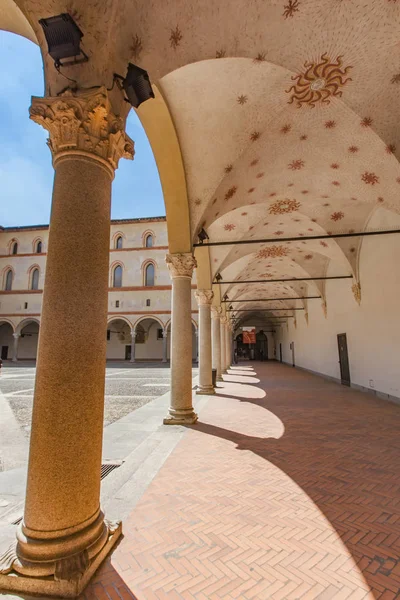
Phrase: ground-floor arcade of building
[{"left": 0, "top": 316, "right": 199, "bottom": 363}]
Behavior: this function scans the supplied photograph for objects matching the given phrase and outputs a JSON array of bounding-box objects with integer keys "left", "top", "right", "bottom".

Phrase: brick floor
[{"left": 81, "top": 362, "right": 400, "bottom": 600}]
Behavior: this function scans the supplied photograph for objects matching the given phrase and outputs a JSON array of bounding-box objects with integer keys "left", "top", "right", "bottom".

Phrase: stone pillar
[
  {"left": 164, "top": 254, "right": 198, "bottom": 425},
  {"left": 211, "top": 307, "right": 222, "bottom": 382},
  {"left": 12, "top": 333, "right": 20, "bottom": 363},
  {"left": 220, "top": 316, "right": 227, "bottom": 375},
  {"left": 0, "top": 87, "right": 134, "bottom": 598},
  {"left": 130, "top": 331, "right": 137, "bottom": 363},
  {"left": 225, "top": 323, "right": 232, "bottom": 371},
  {"left": 195, "top": 290, "right": 215, "bottom": 395},
  {"left": 162, "top": 329, "right": 168, "bottom": 363}
]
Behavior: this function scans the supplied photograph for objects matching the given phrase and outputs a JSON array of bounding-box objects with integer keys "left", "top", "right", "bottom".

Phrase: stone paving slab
[{"left": 81, "top": 362, "right": 400, "bottom": 600}]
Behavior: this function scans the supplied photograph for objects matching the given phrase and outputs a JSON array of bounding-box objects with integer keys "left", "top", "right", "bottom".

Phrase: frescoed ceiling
[{"left": 3, "top": 0, "right": 400, "bottom": 327}]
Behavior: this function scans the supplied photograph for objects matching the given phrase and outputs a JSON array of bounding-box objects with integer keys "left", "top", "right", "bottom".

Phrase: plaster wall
[{"left": 274, "top": 209, "right": 400, "bottom": 400}]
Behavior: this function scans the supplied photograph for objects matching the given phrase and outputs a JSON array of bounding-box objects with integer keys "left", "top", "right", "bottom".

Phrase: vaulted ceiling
[{"left": 3, "top": 0, "right": 400, "bottom": 328}]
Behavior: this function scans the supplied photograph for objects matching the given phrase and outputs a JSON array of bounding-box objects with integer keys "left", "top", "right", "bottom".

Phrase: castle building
[{"left": 0, "top": 217, "right": 198, "bottom": 363}]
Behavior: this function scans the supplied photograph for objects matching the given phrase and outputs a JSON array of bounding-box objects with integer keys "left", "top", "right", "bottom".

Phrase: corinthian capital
[
  {"left": 166, "top": 253, "right": 197, "bottom": 279},
  {"left": 195, "top": 290, "right": 214, "bottom": 306},
  {"left": 211, "top": 306, "right": 222, "bottom": 319},
  {"left": 29, "top": 87, "right": 134, "bottom": 175},
  {"left": 220, "top": 315, "right": 228, "bottom": 325}
]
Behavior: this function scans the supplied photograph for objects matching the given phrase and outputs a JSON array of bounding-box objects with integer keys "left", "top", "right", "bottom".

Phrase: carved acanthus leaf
[
  {"left": 195, "top": 290, "right": 214, "bottom": 305},
  {"left": 352, "top": 281, "right": 361, "bottom": 305},
  {"left": 166, "top": 253, "right": 197, "bottom": 278},
  {"left": 29, "top": 87, "right": 134, "bottom": 172}
]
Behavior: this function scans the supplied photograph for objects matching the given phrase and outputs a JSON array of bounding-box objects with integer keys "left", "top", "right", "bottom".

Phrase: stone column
[
  {"left": 211, "top": 307, "right": 222, "bottom": 382},
  {"left": 162, "top": 329, "right": 168, "bottom": 363},
  {"left": 195, "top": 290, "right": 215, "bottom": 395},
  {"left": 130, "top": 331, "right": 137, "bottom": 363},
  {"left": 164, "top": 254, "right": 198, "bottom": 424},
  {"left": 0, "top": 88, "right": 134, "bottom": 598},
  {"left": 220, "top": 316, "right": 227, "bottom": 375},
  {"left": 225, "top": 323, "right": 232, "bottom": 371},
  {"left": 12, "top": 333, "right": 20, "bottom": 363}
]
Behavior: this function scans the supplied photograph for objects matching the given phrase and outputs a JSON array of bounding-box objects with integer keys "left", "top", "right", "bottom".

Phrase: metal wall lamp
[{"left": 39, "top": 13, "right": 88, "bottom": 67}]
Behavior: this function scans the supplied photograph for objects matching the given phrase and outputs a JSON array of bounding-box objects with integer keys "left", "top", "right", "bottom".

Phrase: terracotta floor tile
[{"left": 82, "top": 363, "right": 400, "bottom": 600}]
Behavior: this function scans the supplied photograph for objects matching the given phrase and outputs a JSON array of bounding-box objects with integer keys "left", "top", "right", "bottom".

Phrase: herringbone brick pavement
[{"left": 81, "top": 363, "right": 400, "bottom": 600}]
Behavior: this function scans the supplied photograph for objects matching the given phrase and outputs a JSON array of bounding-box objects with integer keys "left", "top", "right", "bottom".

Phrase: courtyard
[{"left": 1, "top": 362, "right": 400, "bottom": 599}]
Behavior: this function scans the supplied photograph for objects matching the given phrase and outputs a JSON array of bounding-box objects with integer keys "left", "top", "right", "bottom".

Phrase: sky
[{"left": 0, "top": 31, "right": 165, "bottom": 227}]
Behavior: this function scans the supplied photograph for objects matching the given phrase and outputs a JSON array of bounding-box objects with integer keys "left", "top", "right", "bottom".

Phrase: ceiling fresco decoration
[{"left": 4, "top": 0, "right": 400, "bottom": 327}]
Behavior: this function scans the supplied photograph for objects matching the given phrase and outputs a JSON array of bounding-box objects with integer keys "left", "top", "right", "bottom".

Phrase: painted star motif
[{"left": 361, "top": 172, "right": 379, "bottom": 185}]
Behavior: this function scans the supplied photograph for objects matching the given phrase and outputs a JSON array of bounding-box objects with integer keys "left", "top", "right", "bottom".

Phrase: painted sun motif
[
  {"left": 361, "top": 117, "right": 373, "bottom": 127},
  {"left": 169, "top": 26, "right": 183, "bottom": 49},
  {"left": 237, "top": 95, "right": 248, "bottom": 105},
  {"left": 361, "top": 172, "right": 379, "bottom": 185},
  {"left": 286, "top": 53, "right": 353, "bottom": 108},
  {"left": 224, "top": 223, "right": 236, "bottom": 231},
  {"left": 250, "top": 131, "right": 261, "bottom": 142},
  {"left": 254, "top": 52, "right": 266, "bottom": 63},
  {"left": 256, "top": 245, "right": 289, "bottom": 259},
  {"left": 331, "top": 211, "right": 344, "bottom": 221},
  {"left": 283, "top": 0, "right": 300, "bottom": 18},
  {"left": 391, "top": 73, "right": 400, "bottom": 84},
  {"left": 225, "top": 185, "right": 238, "bottom": 200},
  {"left": 348, "top": 145, "right": 359, "bottom": 153},
  {"left": 224, "top": 164, "right": 233, "bottom": 173},
  {"left": 386, "top": 144, "right": 396, "bottom": 154},
  {"left": 288, "top": 159, "right": 305, "bottom": 170},
  {"left": 269, "top": 198, "right": 301, "bottom": 215},
  {"left": 281, "top": 124, "right": 292, "bottom": 134}
]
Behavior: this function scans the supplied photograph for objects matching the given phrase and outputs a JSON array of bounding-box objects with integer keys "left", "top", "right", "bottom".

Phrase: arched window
[
  {"left": 31, "top": 268, "right": 39, "bottom": 290},
  {"left": 115, "top": 236, "right": 123, "bottom": 249},
  {"left": 145, "top": 263, "right": 155, "bottom": 287},
  {"left": 145, "top": 234, "right": 153, "bottom": 248},
  {"left": 11, "top": 242, "right": 18, "bottom": 255},
  {"left": 113, "top": 265, "right": 123, "bottom": 288},
  {"left": 5, "top": 270, "right": 13, "bottom": 291},
  {"left": 36, "top": 241, "right": 42, "bottom": 253}
]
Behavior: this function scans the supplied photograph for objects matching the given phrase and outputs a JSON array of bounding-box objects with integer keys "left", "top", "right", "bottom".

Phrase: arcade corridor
[{"left": 82, "top": 362, "right": 400, "bottom": 600}]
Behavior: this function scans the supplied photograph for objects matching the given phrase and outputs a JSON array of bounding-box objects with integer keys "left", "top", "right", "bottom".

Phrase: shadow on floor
[{"left": 190, "top": 361, "right": 400, "bottom": 599}]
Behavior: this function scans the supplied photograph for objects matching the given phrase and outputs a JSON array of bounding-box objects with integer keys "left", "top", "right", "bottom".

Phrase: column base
[
  {"left": 196, "top": 385, "right": 215, "bottom": 395},
  {"left": 0, "top": 521, "right": 121, "bottom": 599},
  {"left": 163, "top": 407, "right": 198, "bottom": 425}
]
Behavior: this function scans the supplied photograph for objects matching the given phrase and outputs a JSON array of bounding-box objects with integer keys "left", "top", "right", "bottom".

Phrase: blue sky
[{"left": 0, "top": 31, "right": 165, "bottom": 227}]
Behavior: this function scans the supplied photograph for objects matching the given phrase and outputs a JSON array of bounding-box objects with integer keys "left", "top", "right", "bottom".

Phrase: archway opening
[
  {"left": 134, "top": 318, "right": 164, "bottom": 362},
  {"left": 0, "top": 322, "right": 14, "bottom": 360},
  {"left": 106, "top": 319, "right": 132, "bottom": 361},
  {"left": 19, "top": 321, "right": 39, "bottom": 360}
]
